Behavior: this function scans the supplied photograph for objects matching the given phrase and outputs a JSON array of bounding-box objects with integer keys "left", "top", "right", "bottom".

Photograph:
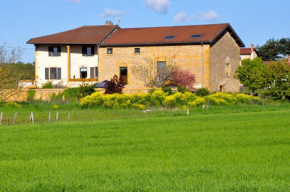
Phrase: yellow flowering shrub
[
  {"left": 80, "top": 90, "right": 261, "bottom": 109},
  {"left": 188, "top": 97, "right": 206, "bottom": 107},
  {"left": 149, "top": 90, "right": 168, "bottom": 107}
]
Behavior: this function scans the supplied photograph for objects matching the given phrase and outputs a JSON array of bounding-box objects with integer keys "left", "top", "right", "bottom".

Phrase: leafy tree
[
  {"left": 234, "top": 57, "right": 268, "bottom": 95},
  {"left": 0, "top": 44, "right": 24, "bottom": 101},
  {"left": 257, "top": 38, "right": 290, "bottom": 61},
  {"left": 264, "top": 60, "right": 290, "bottom": 100}
]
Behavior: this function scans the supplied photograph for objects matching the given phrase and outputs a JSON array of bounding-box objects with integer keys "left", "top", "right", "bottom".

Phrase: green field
[{"left": 1, "top": 107, "right": 290, "bottom": 191}]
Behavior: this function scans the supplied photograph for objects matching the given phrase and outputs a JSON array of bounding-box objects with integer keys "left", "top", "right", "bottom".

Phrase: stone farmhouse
[{"left": 28, "top": 23, "right": 245, "bottom": 92}]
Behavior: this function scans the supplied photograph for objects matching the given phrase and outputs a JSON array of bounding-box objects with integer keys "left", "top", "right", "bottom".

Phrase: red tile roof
[
  {"left": 101, "top": 23, "right": 244, "bottom": 47},
  {"left": 240, "top": 48, "right": 259, "bottom": 55},
  {"left": 240, "top": 48, "right": 252, "bottom": 55},
  {"left": 27, "top": 25, "right": 118, "bottom": 45}
]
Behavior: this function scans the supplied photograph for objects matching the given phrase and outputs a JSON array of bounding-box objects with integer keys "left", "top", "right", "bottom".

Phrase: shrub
[
  {"left": 52, "top": 104, "right": 59, "bottom": 110},
  {"left": 79, "top": 83, "right": 95, "bottom": 97},
  {"left": 104, "top": 75, "right": 124, "bottom": 94},
  {"left": 80, "top": 91, "right": 261, "bottom": 109},
  {"left": 188, "top": 97, "right": 206, "bottom": 107},
  {"left": 149, "top": 90, "right": 168, "bottom": 107},
  {"left": 195, "top": 88, "right": 210, "bottom": 97},
  {"left": 63, "top": 88, "right": 81, "bottom": 101},
  {"left": 42, "top": 81, "right": 53, "bottom": 89},
  {"left": 161, "top": 85, "right": 173, "bottom": 95},
  {"left": 177, "top": 85, "right": 189, "bottom": 93},
  {"left": 4, "top": 101, "right": 21, "bottom": 108},
  {"left": 27, "top": 90, "right": 36, "bottom": 102}
]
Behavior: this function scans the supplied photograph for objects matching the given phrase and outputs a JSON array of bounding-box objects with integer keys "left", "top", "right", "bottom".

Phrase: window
[
  {"left": 164, "top": 36, "right": 175, "bottom": 39},
  {"left": 157, "top": 61, "right": 166, "bottom": 73},
  {"left": 226, "top": 63, "right": 231, "bottom": 77},
  {"left": 82, "top": 46, "right": 95, "bottom": 56},
  {"left": 107, "top": 48, "right": 113, "bottom": 54},
  {"left": 220, "top": 85, "right": 224, "bottom": 92},
  {"left": 120, "top": 67, "right": 128, "bottom": 84},
  {"left": 45, "top": 67, "right": 61, "bottom": 80},
  {"left": 134, "top": 48, "right": 140, "bottom": 54},
  {"left": 80, "top": 67, "right": 87, "bottom": 78},
  {"left": 191, "top": 35, "right": 202, "bottom": 38},
  {"left": 90, "top": 67, "right": 98, "bottom": 79},
  {"left": 48, "top": 46, "right": 61, "bottom": 56}
]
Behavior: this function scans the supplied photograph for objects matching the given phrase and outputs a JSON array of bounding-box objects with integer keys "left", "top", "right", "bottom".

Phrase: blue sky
[{"left": 1, "top": 0, "right": 289, "bottom": 63}]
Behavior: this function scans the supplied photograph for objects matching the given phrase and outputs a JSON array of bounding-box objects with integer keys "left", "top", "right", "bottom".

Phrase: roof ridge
[
  {"left": 120, "top": 23, "right": 230, "bottom": 30},
  {"left": 27, "top": 25, "right": 117, "bottom": 42}
]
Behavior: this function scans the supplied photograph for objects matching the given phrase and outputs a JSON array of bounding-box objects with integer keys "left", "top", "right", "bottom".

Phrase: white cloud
[
  {"left": 99, "top": 8, "right": 125, "bottom": 18},
  {"left": 174, "top": 12, "right": 189, "bottom": 23},
  {"left": 145, "top": 0, "right": 171, "bottom": 14},
  {"left": 193, "top": 11, "right": 219, "bottom": 21},
  {"left": 67, "top": 0, "right": 82, "bottom": 3},
  {"left": 173, "top": 10, "right": 220, "bottom": 23}
]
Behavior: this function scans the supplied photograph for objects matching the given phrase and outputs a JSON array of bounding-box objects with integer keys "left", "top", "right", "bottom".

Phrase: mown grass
[{"left": 1, "top": 107, "right": 290, "bottom": 191}]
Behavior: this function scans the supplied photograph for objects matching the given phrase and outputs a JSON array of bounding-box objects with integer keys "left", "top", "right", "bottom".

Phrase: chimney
[
  {"left": 251, "top": 44, "right": 254, "bottom": 53},
  {"left": 105, "top": 20, "right": 113, "bottom": 25}
]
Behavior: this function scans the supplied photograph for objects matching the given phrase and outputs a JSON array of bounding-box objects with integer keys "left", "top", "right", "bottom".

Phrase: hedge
[{"left": 80, "top": 90, "right": 261, "bottom": 109}]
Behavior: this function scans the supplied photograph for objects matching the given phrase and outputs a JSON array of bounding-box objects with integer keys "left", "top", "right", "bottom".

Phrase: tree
[
  {"left": 0, "top": 44, "right": 24, "bottom": 102},
  {"left": 130, "top": 56, "right": 176, "bottom": 88},
  {"left": 264, "top": 60, "right": 290, "bottom": 100},
  {"left": 257, "top": 38, "right": 290, "bottom": 61},
  {"left": 104, "top": 75, "right": 124, "bottom": 94},
  {"left": 171, "top": 67, "right": 196, "bottom": 90},
  {"left": 234, "top": 57, "right": 268, "bottom": 95}
]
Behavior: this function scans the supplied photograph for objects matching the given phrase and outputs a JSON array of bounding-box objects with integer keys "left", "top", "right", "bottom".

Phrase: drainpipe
[
  {"left": 97, "top": 44, "right": 100, "bottom": 81},
  {"left": 67, "top": 45, "right": 71, "bottom": 85},
  {"left": 201, "top": 42, "right": 204, "bottom": 88}
]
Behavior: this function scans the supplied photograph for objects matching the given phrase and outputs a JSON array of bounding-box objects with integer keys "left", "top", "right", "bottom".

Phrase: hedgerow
[{"left": 80, "top": 90, "right": 261, "bottom": 109}]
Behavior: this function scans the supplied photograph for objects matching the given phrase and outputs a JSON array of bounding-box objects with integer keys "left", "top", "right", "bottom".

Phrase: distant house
[
  {"left": 28, "top": 23, "right": 245, "bottom": 92},
  {"left": 240, "top": 44, "right": 259, "bottom": 61}
]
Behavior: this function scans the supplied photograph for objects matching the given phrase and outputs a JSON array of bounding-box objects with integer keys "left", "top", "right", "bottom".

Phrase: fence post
[
  {"left": 30, "top": 112, "right": 34, "bottom": 124},
  {"left": 56, "top": 111, "right": 59, "bottom": 121},
  {"left": 187, "top": 108, "right": 189, "bottom": 116},
  {"left": 0, "top": 112, "right": 3, "bottom": 125},
  {"left": 48, "top": 113, "right": 51, "bottom": 123},
  {"left": 13, "top": 112, "right": 18, "bottom": 124},
  {"left": 68, "top": 113, "right": 70, "bottom": 121}
]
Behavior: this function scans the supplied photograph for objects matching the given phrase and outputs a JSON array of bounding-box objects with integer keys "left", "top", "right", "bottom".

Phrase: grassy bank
[{"left": 1, "top": 108, "right": 290, "bottom": 191}]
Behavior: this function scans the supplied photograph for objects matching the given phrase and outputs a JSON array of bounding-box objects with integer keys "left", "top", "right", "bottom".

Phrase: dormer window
[
  {"left": 191, "top": 35, "right": 202, "bottom": 38},
  {"left": 164, "top": 36, "right": 175, "bottom": 39}
]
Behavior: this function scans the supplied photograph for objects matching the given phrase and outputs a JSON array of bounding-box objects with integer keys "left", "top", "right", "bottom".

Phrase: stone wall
[
  {"left": 209, "top": 32, "right": 240, "bottom": 92},
  {"left": 99, "top": 45, "right": 210, "bottom": 90}
]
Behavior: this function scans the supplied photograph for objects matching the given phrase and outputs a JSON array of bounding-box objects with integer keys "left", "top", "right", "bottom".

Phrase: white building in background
[
  {"left": 27, "top": 24, "right": 118, "bottom": 87},
  {"left": 240, "top": 44, "right": 259, "bottom": 61}
]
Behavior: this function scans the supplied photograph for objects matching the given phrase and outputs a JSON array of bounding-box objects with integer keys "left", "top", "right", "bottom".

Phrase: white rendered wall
[{"left": 35, "top": 45, "right": 98, "bottom": 87}]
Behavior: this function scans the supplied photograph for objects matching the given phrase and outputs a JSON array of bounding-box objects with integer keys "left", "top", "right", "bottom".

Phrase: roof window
[
  {"left": 191, "top": 35, "right": 202, "bottom": 38},
  {"left": 164, "top": 36, "right": 175, "bottom": 39}
]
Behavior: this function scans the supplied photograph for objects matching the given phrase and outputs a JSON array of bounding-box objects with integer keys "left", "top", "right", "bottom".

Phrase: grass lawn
[{"left": 1, "top": 107, "right": 290, "bottom": 191}]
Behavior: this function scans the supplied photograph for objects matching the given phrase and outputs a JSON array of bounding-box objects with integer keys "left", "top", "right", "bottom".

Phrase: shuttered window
[
  {"left": 82, "top": 46, "right": 95, "bottom": 56},
  {"left": 90, "top": 67, "right": 98, "bottom": 79},
  {"left": 48, "top": 46, "right": 61, "bottom": 56},
  {"left": 45, "top": 67, "right": 61, "bottom": 80}
]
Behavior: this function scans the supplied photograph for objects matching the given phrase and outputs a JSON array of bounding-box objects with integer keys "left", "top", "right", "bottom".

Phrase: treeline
[{"left": 0, "top": 62, "right": 35, "bottom": 80}]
